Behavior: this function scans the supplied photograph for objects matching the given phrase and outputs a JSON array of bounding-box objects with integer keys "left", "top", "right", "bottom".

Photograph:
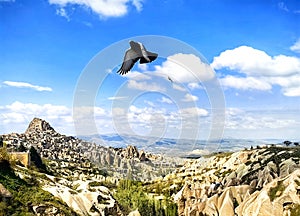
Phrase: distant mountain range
[{"left": 78, "top": 133, "right": 284, "bottom": 157}]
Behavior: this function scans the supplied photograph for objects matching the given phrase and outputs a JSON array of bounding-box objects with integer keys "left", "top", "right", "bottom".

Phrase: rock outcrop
[
  {"left": 3, "top": 118, "right": 182, "bottom": 181},
  {"left": 25, "top": 117, "right": 56, "bottom": 134},
  {"left": 42, "top": 177, "right": 123, "bottom": 216},
  {"left": 236, "top": 169, "right": 300, "bottom": 216},
  {"left": 161, "top": 147, "right": 300, "bottom": 216}
]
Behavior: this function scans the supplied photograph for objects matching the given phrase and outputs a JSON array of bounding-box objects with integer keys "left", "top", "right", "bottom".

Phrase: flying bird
[
  {"left": 168, "top": 76, "right": 173, "bottom": 83},
  {"left": 117, "top": 41, "right": 158, "bottom": 75}
]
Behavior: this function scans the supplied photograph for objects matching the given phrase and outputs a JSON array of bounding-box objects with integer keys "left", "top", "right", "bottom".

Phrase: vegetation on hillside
[
  {"left": 114, "top": 179, "right": 178, "bottom": 216},
  {"left": 0, "top": 147, "right": 77, "bottom": 216}
]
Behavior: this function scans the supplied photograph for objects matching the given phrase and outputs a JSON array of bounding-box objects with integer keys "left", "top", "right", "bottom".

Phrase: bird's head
[{"left": 129, "top": 40, "right": 138, "bottom": 47}]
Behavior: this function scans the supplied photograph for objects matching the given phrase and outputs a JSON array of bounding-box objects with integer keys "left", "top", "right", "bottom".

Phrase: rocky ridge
[
  {"left": 154, "top": 146, "right": 300, "bottom": 216},
  {"left": 3, "top": 117, "right": 182, "bottom": 181},
  {"left": 3, "top": 118, "right": 300, "bottom": 216},
  {"left": 1, "top": 118, "right": 183, "bottom": 215}
]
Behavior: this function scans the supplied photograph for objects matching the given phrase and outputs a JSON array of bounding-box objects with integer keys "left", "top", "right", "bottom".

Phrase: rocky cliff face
[{"left": 166, "top": 147, "right": 300, "bottom": 216}]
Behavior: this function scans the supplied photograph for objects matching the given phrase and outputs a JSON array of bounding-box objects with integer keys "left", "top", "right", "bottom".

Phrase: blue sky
[{"left": 1, "top": 0, "right": 300, "bottom": 141}]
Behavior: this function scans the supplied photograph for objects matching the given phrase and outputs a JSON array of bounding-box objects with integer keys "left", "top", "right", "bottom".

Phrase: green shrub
[
  {"left": 0, "top": 160, "right": 78, "bottom": 215},
  {"left": 291, "top": 204, "right": 300, "bottom": 216},
  {"left": 114, "top": 179, "right": 177, "bottom": 216},
  {"left": 268, "top": 180, "right": 285, "bottom": 201}
]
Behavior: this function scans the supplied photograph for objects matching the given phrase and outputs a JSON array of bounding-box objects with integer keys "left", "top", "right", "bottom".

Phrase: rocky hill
[
  {"left": 150, "top": 146, "right": 300, "bottom": 216},
  {"left": 0, "top": 118, "right": 184, "bottom": 215},
  {"left": 3, "top": 117, "right": 182, "bottom": 181},
  {"left": 2, "top": 118, "right": 300, "bottom": 216}
]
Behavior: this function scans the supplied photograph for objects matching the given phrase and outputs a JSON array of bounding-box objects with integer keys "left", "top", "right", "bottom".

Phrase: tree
[
  {"left": 0, "top": 136, "right": 3, "bottom": 148},
  {"left": 283, "top": 140, "right": 292, "bottom": 146},
  {"left": 17, "top": 143, "right": 27, "bottom": 152},
  {"left": 29, "top": 146, "right": 47, "bottom": 172},
  {"left": 294, "top": 142, "right": 299, "bottom": 147}
]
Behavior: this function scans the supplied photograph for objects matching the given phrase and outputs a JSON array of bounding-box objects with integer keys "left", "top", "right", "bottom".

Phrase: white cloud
[
  {"left": 127, "top": 80, "right": 165, "bottom": 92},
  {"left": 188, "top": 82, "right": 203, "bottom": 90},
  {"left": 123, "top": 71, "right": 151, "bottom": 80},
  {"left": 137, "top": 63, "right": 148, "bottom": 71},
  {"left": 0, "top": 101, "right": 115, "bottom": 135},
  {"left": 107, "top": 96, "right": 127, "bottom": 100},
  {"left": 182, "top": 93, "right": 198, "bottom": 102},
  {"left": 159, "top": 97, "right": 173, "bottom": 104},
  {"left": 282, "top": 86, "right": 300, "bottom": 97},
  {"left": 3, "top": 101, "right": 69, "bottom": 119},
  {"left": 49, "top": 0, "right": 144, "bottom": 18},
  {"left": 220, "top": 75, "right": 272, "bottom": 91},
  {"left": 212, "top": 46, "right": 300, "bottom": 96},
  {"left": 132, "top": 0, "right": 143, "bottom": 12},
  {"left": 56, "top": 7, "right": 70, "bottom": 21},
  {"left": 3, "top": 81, "right": 52, "bottom": 92},
  {"left": 0, "top": 101, "right": 72, "bottom": 134},
  {"left": 144, "top": 100, "right": 155, "bottom": 107},
  {"left": 172, "top": 83, "right": 186, "bottom": 92},
  {"left": 155, "top": 53, "right": 215, "bottom": 83},
  {"left": 224, "top": 107, "right": 299, "bottom": 139},
  {"left": 211, "top": 46, "right": 300, "bottom": 77},
  {"left": 290, "top": 38, "right": 300, "bottom": 53},
  {"left": 180, "top": 107, "right": 208, "bottom": 117}
]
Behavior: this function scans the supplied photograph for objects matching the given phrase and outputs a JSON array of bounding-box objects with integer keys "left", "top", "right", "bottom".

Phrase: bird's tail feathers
[{"left": 140, "top": 52, "right": 158, "bottom": 64}]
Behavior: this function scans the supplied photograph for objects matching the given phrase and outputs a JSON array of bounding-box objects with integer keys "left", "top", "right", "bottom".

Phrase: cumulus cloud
[
  {"left": 224, "top": 107, "right": 298, "bottom": 138},
  {"left": 220, "top": 75, "right": 272, "bottom": 91},
  {"left": 212, "top": 46, "right": 300, "bottom": 77},
  {"left": 188, "top": 82, "right": 203, "bottom": 90},
  {"left": 155, "top": 53, "right": 215, "bottom": 83},
  {"left": 172, "top": 83, "right": 186, "bottom": 92},
  {"left": 111, "top": 103, "right": 209, "bottom": 138},
  {"left": 282, "top": 86, "right": 300, "bottom": 97},
  {"left": 49, "top": 0, "right": 144, "bottom": 18},
  {"left": 3, "top": 81, "right": 52, "bottom": 92},
  {"left": 123, "top": 71, "right": 151, "bottom": 80},
  {"left": 212, "top": 46, "right": 300, "bottom": 96},
  {"left": 182, "top": 93, "right": 198, "bottom": 102},
  {"left": 290, "top": 38, "right": 300, "bottom": 53},
  {"left": 180, "top": 107, "right": 208, "bottom": 117},
  {"left": 0, "top": 101, "right": 72, "bottom": 133},
  {"left": 127, "top": 79, "right": 165, "bottom": 92},
  {"left": 0, "top": 101, "right": 115, "bottom": 135},
  {"left": 159, "top": 97, "right": 173, "bottom": 104}
]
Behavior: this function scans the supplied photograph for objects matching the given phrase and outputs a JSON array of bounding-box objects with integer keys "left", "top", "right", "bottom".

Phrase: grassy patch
[
  {"left": 291, "top": 204, "right": 300, "bottom": 216},
  {"left": 0, "top": 159, "right": 78, "bottom": 215},
  {"left": 268, "top": 180, "right": 285, "bottom": 202}
]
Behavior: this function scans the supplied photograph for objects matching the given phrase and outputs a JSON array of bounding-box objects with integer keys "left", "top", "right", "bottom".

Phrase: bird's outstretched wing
[{"left": 117, "top": 48, "right": 140, "bottom": 75}]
